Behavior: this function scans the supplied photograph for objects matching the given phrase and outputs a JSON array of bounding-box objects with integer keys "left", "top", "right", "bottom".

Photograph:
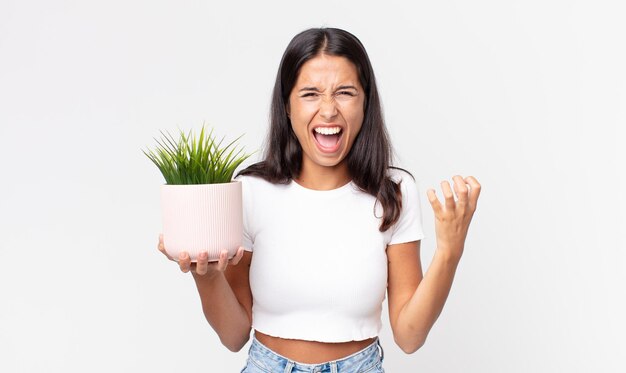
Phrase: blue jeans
[{"left": 240, "top": 335, "right": 385, "bottom": 373}]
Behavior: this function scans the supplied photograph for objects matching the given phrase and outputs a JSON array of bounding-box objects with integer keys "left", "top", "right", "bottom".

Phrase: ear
[{"left": 285, "top": 103, "right": 290, "bottom": 118}]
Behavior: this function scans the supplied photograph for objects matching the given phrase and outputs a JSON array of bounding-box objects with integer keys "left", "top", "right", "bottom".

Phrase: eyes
[{"left": 299, "top": 90, "right": 358, "bottom": 100}]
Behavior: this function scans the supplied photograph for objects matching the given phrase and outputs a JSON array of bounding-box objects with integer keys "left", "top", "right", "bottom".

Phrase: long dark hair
[{"left": 237, "top": 27, "right": 409, "bottom": 232}]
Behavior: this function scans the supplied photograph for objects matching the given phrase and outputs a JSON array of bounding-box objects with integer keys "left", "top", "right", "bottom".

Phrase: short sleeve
[{"left": 388, "top": 170, "right": 425, "bottom": 245}]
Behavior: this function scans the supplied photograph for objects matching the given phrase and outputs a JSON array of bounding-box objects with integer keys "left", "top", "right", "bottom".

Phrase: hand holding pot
[{"left": 158, "top": 234, "right": 245, "bottom": 278}]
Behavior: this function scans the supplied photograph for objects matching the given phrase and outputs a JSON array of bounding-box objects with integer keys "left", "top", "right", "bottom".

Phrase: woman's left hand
[{"left": 427, "top": 175, "right": 481, "bottom": 262}]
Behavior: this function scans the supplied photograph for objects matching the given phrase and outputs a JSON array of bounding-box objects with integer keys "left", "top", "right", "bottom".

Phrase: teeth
[{"left": 314, "top": 127, "right": 342, "bottom": 135}]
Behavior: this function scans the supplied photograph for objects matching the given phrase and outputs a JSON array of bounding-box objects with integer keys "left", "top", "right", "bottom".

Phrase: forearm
[
  {"left": 395, "top": 250, "right": 461, "bottom": 353},
  {"left": 192, "top": 272, "right": 251, "bottom": 351}
]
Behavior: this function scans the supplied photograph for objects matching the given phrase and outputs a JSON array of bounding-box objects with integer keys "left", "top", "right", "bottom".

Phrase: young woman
[{"left": 158, "top": 28, "right": 480, "bottom": 372}]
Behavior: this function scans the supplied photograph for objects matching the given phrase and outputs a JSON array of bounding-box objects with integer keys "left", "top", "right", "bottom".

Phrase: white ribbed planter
[{"left": 161, "top": 181, "right": 242, "bottom": 262}]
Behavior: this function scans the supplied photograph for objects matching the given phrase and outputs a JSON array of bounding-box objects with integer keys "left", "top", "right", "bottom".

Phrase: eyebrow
[
  {"left": 298, "top": 85, "right": 358, "bottom": 92},
  {"left": 336, "top": 85, "right": 358, "bottom": 91},
  {"left": 299, "top": 87, "right": 321, "bottom": 93}
]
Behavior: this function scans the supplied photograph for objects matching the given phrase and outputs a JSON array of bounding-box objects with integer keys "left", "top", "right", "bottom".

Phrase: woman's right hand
[{"left": 157, "top": 234, "right": 245, "bottom": 279}]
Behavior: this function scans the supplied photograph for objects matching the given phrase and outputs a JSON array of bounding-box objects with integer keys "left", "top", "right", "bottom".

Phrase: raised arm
[
  {"left": 387, "top": 175, "right": 481, "bottom": 353},
  {"left": 159, "top": 236, "right": 253, "bottom": 352}
]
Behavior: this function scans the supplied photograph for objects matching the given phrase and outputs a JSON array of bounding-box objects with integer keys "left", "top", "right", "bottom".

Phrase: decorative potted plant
[{"left": 144, "top": 125, "right": 251, "bottom": 262}]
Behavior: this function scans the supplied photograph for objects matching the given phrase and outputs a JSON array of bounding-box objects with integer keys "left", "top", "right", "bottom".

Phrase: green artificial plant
[{"left": 144, "top": 125, "right": 251, "bottom": 185}]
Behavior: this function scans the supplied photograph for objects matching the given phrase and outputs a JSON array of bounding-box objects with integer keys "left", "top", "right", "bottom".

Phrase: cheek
[
  {"left": 341, "top": 102, "right": 365, "bottom": 128},
  {"left": 290, "top": 100, "right": 316, "bottom": 123},
  {"left": 339, "top": 100, "right": 365, "bottom": 119},
  {"left": 346, "top": 108, "right": 365, "bottom": 144},
  {"left": 289, "top": 111, "right": 310, "bottom": 143},
  {"left": 350, "top": 122, "right": 364, "bottom": 144}
]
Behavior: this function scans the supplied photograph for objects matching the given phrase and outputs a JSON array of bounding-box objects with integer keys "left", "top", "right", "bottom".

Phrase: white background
[{"left": 1, "top": 0, "right": 624, "bottom": 372}]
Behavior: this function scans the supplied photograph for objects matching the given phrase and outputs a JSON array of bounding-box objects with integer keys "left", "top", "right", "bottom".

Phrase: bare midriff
[{"left": 254, "top": 330, "right": 377, "bottom": 364}]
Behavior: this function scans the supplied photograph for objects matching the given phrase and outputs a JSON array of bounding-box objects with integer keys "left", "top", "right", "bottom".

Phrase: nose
[{"left": 318, "top": 95, "right": 338, "bottom": 121}]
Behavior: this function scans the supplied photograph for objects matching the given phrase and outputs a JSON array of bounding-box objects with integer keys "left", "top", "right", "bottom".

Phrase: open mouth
[{"left": 312, "top": 126, "right": 343, "bottom": 152}]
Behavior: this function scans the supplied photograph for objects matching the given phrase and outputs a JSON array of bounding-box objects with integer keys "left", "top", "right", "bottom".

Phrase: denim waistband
[{"left": 246, "top": 335, "right": 384, "bottom": 373}]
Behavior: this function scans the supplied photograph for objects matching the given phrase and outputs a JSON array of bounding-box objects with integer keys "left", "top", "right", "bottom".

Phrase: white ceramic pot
[{"left": 161, "top": 181, "right": 242, "bottom": 262}]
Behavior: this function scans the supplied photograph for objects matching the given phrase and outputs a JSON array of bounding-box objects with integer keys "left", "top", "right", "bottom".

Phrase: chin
[{"left": 314, "top": 155, "right": 347, "bottom": 168}]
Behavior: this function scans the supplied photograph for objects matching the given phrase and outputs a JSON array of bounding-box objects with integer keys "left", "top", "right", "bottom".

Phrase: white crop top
[{"left": 237, "top": 168, "right": 424, "bottom": 342}]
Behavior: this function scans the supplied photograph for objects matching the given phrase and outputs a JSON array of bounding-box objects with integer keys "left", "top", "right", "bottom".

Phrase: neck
[{"left": 295, "top": 162, "right": 351, "bottom": 191}]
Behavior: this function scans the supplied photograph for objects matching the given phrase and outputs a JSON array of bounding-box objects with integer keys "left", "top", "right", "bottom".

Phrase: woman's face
[{"left": 288, "top": 54, "right": 365, "bottom": 176}]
